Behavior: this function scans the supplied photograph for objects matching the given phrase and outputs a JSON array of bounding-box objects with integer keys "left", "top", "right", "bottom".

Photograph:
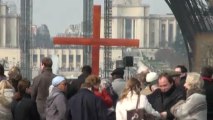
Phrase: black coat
[
  {"left": 68, "top": 88, "right": 107, "bottom": 120},
  {"left": 147, "top": 85, "right": 185, "bottom": 120},
  {"left": 11, "top": 94, "right": 40, "bottom": 120},
  {"left": 66, "top": 73, "right": 90, "bottom": 99},
  {"left": 203, "top": 77, "right": 213, "bottom": 119}
]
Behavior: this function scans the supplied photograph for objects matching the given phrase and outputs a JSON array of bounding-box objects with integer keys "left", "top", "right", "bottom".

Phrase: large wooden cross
[{"left": 53, "top": 5, "right": 139, "bottom": 75}]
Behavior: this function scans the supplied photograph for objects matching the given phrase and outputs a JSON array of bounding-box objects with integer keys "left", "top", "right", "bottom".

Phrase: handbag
[
  {"left": 127, "top": 94, "right": 145, "bottom": 120},
  {"left": 127, "top": 94, "right": 157, "bottom": 120}
]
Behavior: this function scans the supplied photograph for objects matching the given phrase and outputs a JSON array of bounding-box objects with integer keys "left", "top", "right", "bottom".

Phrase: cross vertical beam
[{"left": 92, "top": 5, "right": 101, "bottom": 76}]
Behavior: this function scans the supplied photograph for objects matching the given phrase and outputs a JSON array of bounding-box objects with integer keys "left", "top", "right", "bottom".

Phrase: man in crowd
[
  {"left": 174, "top": 65, "right": 187, "bottom": 87},
  {"left": 201, "top": 66, "right": 213, "bottom": 119},
  {"left": 31, "top": 57, "right": 56, "bottom": 120},
  {"left": 147, "top": 72, "right": 185, "bottom": 120},
  {"left": 111, "top": 68, "right": 125, "bottom": 97},
  {"left": 67, "top": 65, "right": 92, "bottom": 98}
]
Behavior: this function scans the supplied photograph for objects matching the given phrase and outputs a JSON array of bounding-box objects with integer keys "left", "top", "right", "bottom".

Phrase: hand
[{"left": 160, "top": 112, "right": 167, "bottom": 119}]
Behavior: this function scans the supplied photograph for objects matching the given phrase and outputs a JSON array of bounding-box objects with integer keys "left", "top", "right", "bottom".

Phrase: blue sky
[{"left": 33, "top": 0, "right": 171, "bottom": 36}]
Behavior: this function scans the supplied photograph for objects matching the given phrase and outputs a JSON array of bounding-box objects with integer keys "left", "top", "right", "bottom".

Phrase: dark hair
[
  {"left": 0, "top": 64, "right": 5, "bottom": 76},
  {"left": 201, "top": 66, "right": 213, "bottom": 78},
  {"left": 42, "top": 57, "right": 52, "bottom": 68},
  {"left": 82, "top": 65, "right": 92, "bottom": 74},
  {"left": 18, "top": 79, "right": 30, "bottom": 96},
  {"left": 158, "top": 72, "right": 174, "bottom": 84},
  {"left": 175, "top": 65, "right": 188, "bottom": 73}
]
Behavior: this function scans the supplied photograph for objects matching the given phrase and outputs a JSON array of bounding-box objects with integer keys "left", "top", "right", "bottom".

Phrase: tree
[{"left": 172, "top": 27, "right": 187, "bottom": 57}]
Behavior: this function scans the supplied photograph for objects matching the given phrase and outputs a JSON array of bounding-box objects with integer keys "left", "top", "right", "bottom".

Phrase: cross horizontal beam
[{"left": 54, "top": 37, "right": 139, "bottom": 47}]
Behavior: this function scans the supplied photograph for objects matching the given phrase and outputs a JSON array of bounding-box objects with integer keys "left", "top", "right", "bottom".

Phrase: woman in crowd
[
  {"left": 46, "top": 76, "right": 68, "bottom": 120},
  {"left": 116, "top": 77, "right": 161, "bottom": 120},
  {"left": 11, "top": 79, "right": 40, "bottom": 120},
  {"left": 170, "top": 72, "right": 207, "bottom": 120},
  {"left": 0, "top": 80, "right": 14, "bottom": 120},
  {"left": 85, "top": 75, "right": 113, "bottom": 108}
]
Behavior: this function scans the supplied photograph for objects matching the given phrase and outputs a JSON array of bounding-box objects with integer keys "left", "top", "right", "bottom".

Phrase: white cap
[
  {"left": 146, "top": 72, "right": 158, "bottom": 83},
  {"left": 52, "top": 76, "right": 65, "bottom": 87}
]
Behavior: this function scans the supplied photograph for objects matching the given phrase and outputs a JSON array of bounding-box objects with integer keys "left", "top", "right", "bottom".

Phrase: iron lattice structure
[
  {"left": 20, "top": 0, "right": 32, "bottom": 79},
  {"left": 104, "top": 0, "right": 112, "bottom": 78},
  {"left": 83, "top": 0, "right": 93, "bottom": 65},
  {"left": 165, "top": 0, "right": 213, "bottom": 70}
]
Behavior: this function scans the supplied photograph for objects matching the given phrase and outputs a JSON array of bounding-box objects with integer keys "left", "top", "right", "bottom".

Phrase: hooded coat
[{"left": 45, "top": 87, "right": 67, "bottom": 120}]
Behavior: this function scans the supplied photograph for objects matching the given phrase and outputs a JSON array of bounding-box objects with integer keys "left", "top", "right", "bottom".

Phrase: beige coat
[
  {"left": 171, "top": 93, "right": 207, "bottom": 120},
  {"left": 0, "top": 88, "right": 14, "bottom": 120}
]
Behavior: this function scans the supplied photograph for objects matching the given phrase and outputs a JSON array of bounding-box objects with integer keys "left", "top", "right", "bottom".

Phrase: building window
[
  {"left": 69, "top": 55, "right": 74, "bottom": 70},
  {"left": 168, "top": 23, "right": 173, "bottom": 46},
  {"left": 62, "top": 55, "right": 66, "bottom": 68},
  {"left": 33, "top": 55, "right": 37, "bottom": 63},
  {"left": 133, "top": 19, "right": 135, "bottom": 38},
  {"left": 76, "top": 55, "right": 81, "bottom": 68},
  {"left": 160, "top": 24, "right": 166, "bottom": 47},
  {"left": 149, "top": 32, "right": 155, "bottom": 48},
  {"left": 125, "top": 18, "right": 132, "bottom": 39},
  {"left": 40, "top": 54, "right": 44, "bottom": 62}
]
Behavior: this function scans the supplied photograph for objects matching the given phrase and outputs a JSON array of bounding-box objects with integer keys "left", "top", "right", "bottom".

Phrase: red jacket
[{"left": 93, "top": 87, "right": 113, "bottom": 108}]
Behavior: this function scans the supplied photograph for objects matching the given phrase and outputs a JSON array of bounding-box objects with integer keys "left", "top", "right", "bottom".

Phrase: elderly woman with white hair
[{"left": 170, "top": 72, "right": 207, "bottom": 120}]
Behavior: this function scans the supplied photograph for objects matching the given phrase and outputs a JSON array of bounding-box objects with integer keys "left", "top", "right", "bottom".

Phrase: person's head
[
  {"left": 41, "top": 57, "right": 53, "bottom": 69},
  {"left": 175, "top": 65, "right": 187, "bottom": 74},
  {"left": 158, "top": 72, "right": 174, "bottom": 93},
  {"left": 17, "top": 79, "right": 30, "bottom": 96},
  {"left": 184, "top": 72, "right": 203, "bottom": 91},
  {"left": 146, "top": 72, "right": 158, "bottom": 91},
  {"left": 81, "top": 65, "right": 92, "bottom": 74},
  {"left": 83, "top": 75, "right": 100, "bottom": 89},
  {"left": 120, "top": 77, "right": 141, "bottom": 101},
  {"left": 201, "top": 66, "right": 213, "bottom": 78},
  {"left": 111, "top": 68, "right": 124, "bottom": 80},
  {"left": 146, "top": 72, "right": 158, "bottom": 84},
  {"left": 8, "top": 66, "right": 22, "bottom": 81},
  {"left": 52, "top": 76, "right": 67, "bottom": 92},
  {"left": 8, "top": 66, "right": 22, "bottom": 91},
  {"left": 0, "top": 64, "right": 5, "bottom": 76}
]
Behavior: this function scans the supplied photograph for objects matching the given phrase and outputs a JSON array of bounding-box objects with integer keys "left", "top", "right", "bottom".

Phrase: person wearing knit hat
[
  {"left": 46, "top": 76, "right": 68, "bottom": 120},
  {"left": 141, "top": 72, "right": 159, "bottom": 95},
  {"left": 52, "top": 76, "right": 66, "bottom": 87}
]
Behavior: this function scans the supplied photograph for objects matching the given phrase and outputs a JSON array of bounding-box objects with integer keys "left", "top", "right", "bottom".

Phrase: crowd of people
[{"left": 0, "top": 57, "right": 213, "bottom": 120}]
